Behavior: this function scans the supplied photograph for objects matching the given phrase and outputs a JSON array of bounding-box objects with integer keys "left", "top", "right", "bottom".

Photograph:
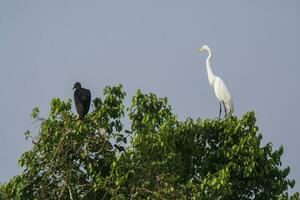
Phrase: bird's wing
[
  {"left": 86, "top": 89, "right": 91, "bottom": 107},
  {"left": 75, "top": 89, "right": 90, "bottom": 102},
  {"left": 74, "top": 89, "right": 91, "bottom": 115},
  {"left": 213, "top": 77, "right": 234, "bottom": 112},
  {"left": 74, "top": 91, "right": 85, "bottom": 114}
]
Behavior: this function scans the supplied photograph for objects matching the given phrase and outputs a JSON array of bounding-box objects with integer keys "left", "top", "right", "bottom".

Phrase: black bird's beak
[{"left": 73, "top": 86, "right": 75, "bottom": 90}]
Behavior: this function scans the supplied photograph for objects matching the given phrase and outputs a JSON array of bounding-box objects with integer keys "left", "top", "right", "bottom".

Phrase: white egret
[{"left": 196, "top": 45, "right": 234, "bottom": 118}]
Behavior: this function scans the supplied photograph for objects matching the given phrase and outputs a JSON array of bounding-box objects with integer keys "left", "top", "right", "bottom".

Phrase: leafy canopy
[{"left": 0, "top": 85, "right": 298, "bottom": 200}]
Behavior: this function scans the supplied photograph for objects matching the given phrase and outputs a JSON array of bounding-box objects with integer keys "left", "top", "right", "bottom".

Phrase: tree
[{"left": 0, "top": 85, "right": 298, "bottom": 200}]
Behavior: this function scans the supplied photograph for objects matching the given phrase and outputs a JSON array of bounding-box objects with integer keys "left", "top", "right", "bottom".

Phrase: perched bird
[
  {"left": 73, "top": 82, "right": 91, "bottom": 118},
  {"left": 196, "top": 45, "right": 234, "bottom": 118}
]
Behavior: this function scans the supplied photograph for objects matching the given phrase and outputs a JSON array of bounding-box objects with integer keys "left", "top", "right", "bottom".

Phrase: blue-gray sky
[{"left": 1, "top": 0, "right": 299, "bottom": 193}]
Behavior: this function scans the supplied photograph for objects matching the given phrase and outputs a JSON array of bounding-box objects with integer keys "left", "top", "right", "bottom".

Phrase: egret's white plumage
[{"left": 196, "top": 45, "right": 234, "bottom": 118}]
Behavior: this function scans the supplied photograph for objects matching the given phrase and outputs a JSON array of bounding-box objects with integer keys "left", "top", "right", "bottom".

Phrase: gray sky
[{"left": 1, "top": 0, "right": 299, "bottom": 193}]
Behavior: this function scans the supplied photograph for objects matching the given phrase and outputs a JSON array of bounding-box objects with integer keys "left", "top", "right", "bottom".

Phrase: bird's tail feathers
[{"left": 226, "top": 100, "right": 234, "bottom": 114}]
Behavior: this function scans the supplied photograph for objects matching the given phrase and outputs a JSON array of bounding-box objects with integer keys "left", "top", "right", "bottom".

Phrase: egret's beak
[{"left": 196, "top": 48, "right": 204, "bottom": 53}]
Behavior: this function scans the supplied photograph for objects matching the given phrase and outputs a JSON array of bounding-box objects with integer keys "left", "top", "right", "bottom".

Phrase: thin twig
[
  {"left": 101, "top": 191, "right": 108, "bottom": 200},
  {"left": 68, "top": 185, "right": 74, "bottom": 200}
]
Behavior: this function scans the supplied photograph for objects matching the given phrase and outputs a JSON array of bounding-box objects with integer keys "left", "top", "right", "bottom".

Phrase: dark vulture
[{"left": 73, "top": 82, "right": 91, "bottom": 117}]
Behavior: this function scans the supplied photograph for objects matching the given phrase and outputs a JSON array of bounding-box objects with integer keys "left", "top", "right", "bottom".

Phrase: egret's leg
[
  {"left": 223, "top": 101, "right": 227, "bottom": 117},
  {"left": 219, "top": 102, "right": 222, "bottom": 119}
]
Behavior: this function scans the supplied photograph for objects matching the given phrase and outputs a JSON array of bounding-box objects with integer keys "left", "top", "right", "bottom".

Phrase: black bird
[{"left": 73, "top": 82, "right": 91, "bottom": 118}]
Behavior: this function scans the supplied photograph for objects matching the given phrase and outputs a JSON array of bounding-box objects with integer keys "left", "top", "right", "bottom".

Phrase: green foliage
[{"left": 0, "top": 85, "right": 298, "bottom": 200}]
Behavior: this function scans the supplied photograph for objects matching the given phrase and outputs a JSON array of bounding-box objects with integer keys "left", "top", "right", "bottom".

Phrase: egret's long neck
[{"left": 205, "top": 50, "right": 216, "bottom": 86}]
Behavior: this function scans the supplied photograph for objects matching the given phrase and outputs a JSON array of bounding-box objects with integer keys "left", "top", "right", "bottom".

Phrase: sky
[{"left": 0, "top": 0, "right": 300, "bottom": 193}]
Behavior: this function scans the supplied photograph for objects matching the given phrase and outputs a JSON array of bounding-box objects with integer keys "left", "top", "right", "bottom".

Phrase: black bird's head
[{"left": 73, "top": 82, "right": 81, "bottom": 90}]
